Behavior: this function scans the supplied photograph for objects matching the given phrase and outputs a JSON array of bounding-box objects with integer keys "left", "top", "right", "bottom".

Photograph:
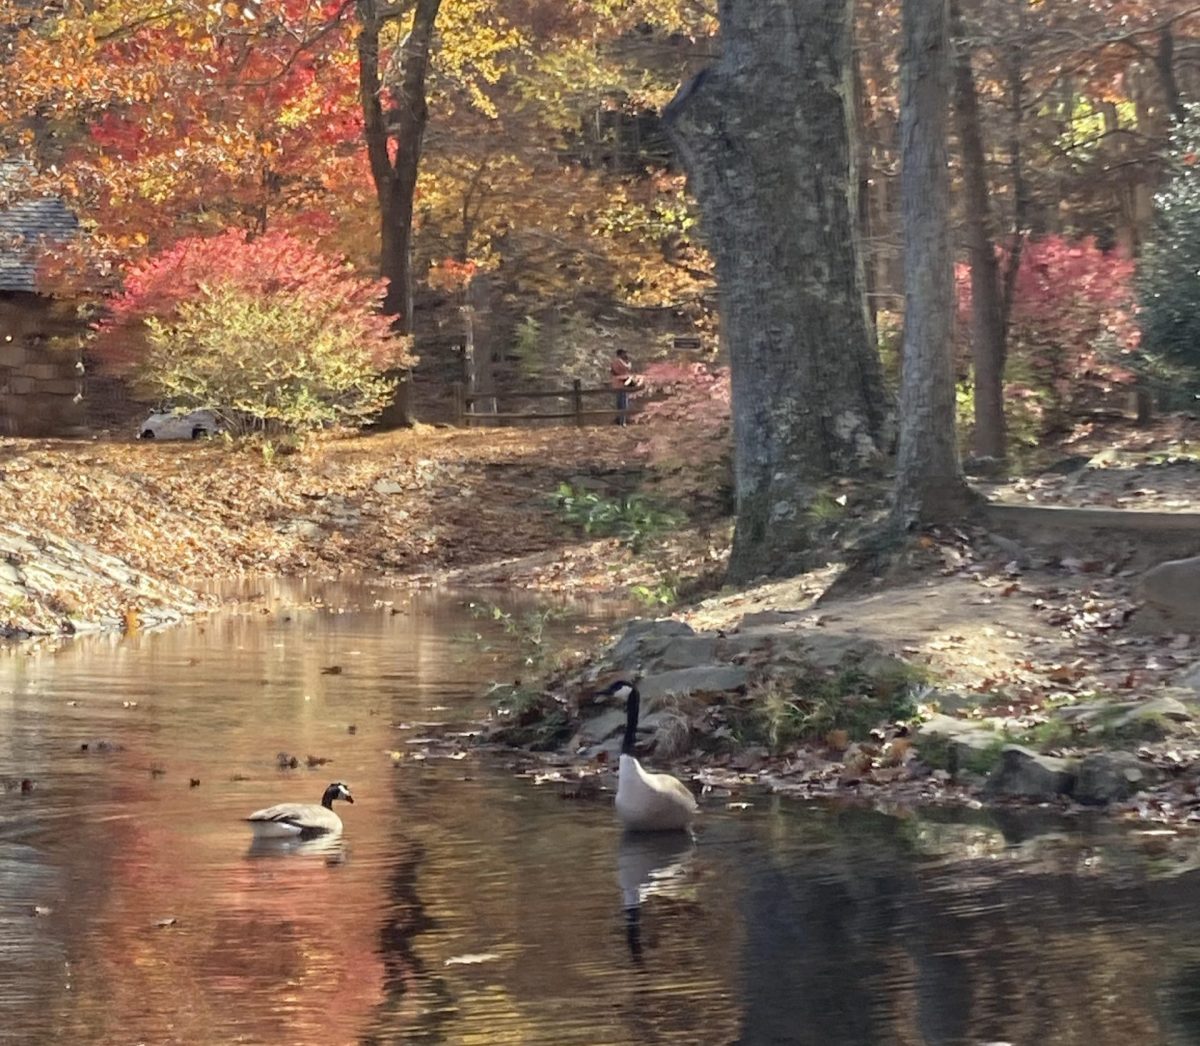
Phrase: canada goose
[
  {"left": 245, "top": 781, "right": 354, "bottom": 838},
  {"left": 601, "top": 680, "right": 697, "bottom": 832}
]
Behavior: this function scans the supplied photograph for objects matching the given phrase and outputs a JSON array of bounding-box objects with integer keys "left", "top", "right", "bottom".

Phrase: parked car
[{"left": 137, "top": 408, "right": 224, "bottom": 441}]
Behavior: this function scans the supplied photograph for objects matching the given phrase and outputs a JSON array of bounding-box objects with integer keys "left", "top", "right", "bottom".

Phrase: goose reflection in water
[
  {"left": 617, "top": 830, "right": 695, "bottom": 963},
  {"left": 245, "top": 831, "right": 348, "bottom": 865}
]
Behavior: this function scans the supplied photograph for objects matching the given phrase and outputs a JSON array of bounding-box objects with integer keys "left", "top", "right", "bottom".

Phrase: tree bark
[
  {"left": 1156, "top": 27, "right": 1186, "bottom": 127},
  {"left": 950, "top": 0, "right": 1006, "bottom": 461},
  {"left": 893, "top": 0, "right": 973, "bottom": 526},
  {"left": 357, "top": 0, "right": 441, "bottom": 333},
  {"left": 998, "top": 2, "right": 1027, "bottom": 343},
  {"left": 663, "top": 0, "right": 890, "bottom": 582}
]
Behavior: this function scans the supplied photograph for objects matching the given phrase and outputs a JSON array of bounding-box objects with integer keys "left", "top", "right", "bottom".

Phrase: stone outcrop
[
  {"left": 0, "top": 522, "right": 203, "bottom": 638},
  {"left": 1074, "top": 751, "right": 1157, "bottom": 806},
  {"left": 571, "top": 613, "right": 910, "bottom": 759},
  {"left": 1137, "top": 555, "right": 1200, "bottom": 629},
  {"left": 984, "top": 745, "right": 1077, "bottom": 799}
]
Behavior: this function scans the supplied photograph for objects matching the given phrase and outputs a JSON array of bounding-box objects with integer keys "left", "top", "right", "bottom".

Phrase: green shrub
[
  {"left": 553, "top": 483, "right": 683, "bottom": 550},
  {"left": 141, "top": 283, "right": 398, "bottom": 435}
]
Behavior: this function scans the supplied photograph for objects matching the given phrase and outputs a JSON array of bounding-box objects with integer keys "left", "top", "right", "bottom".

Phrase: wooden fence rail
[{"left": 452, "top": 379, "right": 634, "bottom": 427}]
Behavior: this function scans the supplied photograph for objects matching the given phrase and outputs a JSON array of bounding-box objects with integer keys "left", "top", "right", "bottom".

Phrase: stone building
[{"left": 0, "top": 167, "right": 85, "bottom": 436}]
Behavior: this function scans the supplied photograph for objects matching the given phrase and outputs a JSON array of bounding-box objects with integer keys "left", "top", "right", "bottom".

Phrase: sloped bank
[
  {"left": 485, "top": 596, "right": 1200, "bottom": 821},
  {"left": 0, "top": 522, "right": 205, "bottom": 640}
]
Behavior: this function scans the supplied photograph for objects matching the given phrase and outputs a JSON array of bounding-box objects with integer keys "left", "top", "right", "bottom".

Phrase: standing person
[{"left": 611, "top": 348, "right": 635, "bottom": 426}]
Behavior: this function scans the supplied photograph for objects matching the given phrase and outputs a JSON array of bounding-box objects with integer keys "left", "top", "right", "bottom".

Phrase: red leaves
[
  {"left": 956, "top": 235, "right": 1140, "bottom": 420},
  {"left": 96, "top": 230, "right": 406, "bottom": 372}
]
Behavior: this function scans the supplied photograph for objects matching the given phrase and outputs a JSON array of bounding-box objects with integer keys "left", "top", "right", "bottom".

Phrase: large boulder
[
  {"left": 1074, "top": 751, "right": 1157, "bottom": 806},
  {"left": 654, "top": 635, "right": 719, "bottom": 670},
  {"left": 1109, "top": 695, "right": 1192, "bottom": 740},
  {"left": 984, "top": 745, "right": 1077, "bottom": 800},
  {"left": 1138, "top": 556, "right": 1200, "bottom": 628},
  {"left": 637, "top": 665, "right": 749, "bottom": 702},
  {"left": 609, "top": 619, "right": 696, "bottom": 670},
  {"left": 915, "top": 713, "right": 1002, "bottom": 770}
]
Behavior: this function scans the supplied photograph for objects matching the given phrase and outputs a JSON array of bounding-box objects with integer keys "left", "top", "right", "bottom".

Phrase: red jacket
[{"left": 611, "top": 355, "right": 633, "bottom": 389}]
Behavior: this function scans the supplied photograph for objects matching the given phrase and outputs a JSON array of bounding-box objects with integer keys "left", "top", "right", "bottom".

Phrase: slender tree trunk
[
  {"left": 950, "top": 0, "right": 1006, "bottom": 461},
  {"left": 663, "top": 0, "right": 891, "bottom": 582},
  {"left": 893, "top": 0, "right": 973, "bottom": 525},
  {"left": 853, "top": 43, "right": 878, "bottom": 331},
  {"left": 998, "top": 3, "right": 1028, "bottom": 343},
  {"left": 357, "top": 0, "right": 441, "bottom": 333},
  {"left": 1156, "top": 28, "right": 1185, "bottom": 127}
]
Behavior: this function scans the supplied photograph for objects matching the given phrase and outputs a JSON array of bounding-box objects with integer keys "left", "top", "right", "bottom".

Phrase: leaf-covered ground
[
  {"left": 0, "top": 424, "right": 726, "bottom": 633},
  {"left": 4, "top": 414, "right": 1200, "bottom": 724}
]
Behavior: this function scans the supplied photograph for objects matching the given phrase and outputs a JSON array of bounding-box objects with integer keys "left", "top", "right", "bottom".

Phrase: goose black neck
[
  {"left": 321, "top": 786, "right": 338, "bottom": 809},
  {"left": 621, "top": 686, "right": 641, "bottom": 756}
]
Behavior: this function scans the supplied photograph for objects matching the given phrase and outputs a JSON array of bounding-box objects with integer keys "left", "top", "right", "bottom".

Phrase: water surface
[{"left": 0, "top": 580, "right": 1198, "bottom": 1045}]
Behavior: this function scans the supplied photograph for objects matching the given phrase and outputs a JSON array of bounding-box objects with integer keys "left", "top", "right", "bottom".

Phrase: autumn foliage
[
  {"left": 98, "top": 230, "right": 410, "bottom": 370},
  {"left": 957, "top": 236, "right": 1138, "bottom": 431},
  {"left": 95, "top": 231, "right": 409, "bottom": 433}
]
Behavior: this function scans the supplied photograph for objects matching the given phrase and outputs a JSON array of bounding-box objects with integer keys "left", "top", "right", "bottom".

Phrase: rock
[
  {"left": 1074, "top": 751, "right": 1157, "bottom": 806},
  {"left": 609, "top": 619, "right": 695, "bottom": 668},
  {"left": 1110, "top": 696, "right": 1191, "bottom": 739},
  {"left": 276, "top": 519, "right": 324, "bottom": 541},
  {"left": 1178, "top": 663, "right": 1200, "bottom": 695},
  {"left": 984, "top": 745, "right": 1076, "bottom": 800},
  {"left": 574, "top": 708, "right": 628, "bottom": 745},
  {"left": 1138, "top": 556, "right": 1200, "bottom": 626},
  {"left": 924, "top": 689, "right": 982, "bottom": 715},
  {"left": 637, "top": 665, "right": 748, "bottom": 702},
  {"left": 737, "top": 610, "right": 800, "bottom": 629},
  {"left": 373, "top": 479, "right": 406, "bottom": 495},
  {"left": 789, "top": 633, "right": 902, "bottom": 673},
  {"left": 654, "top": 635, "right": 718, "bottom": 670},
  {"left": 1055, "top": 699, "right": 1124, "bottom": 725},
  {"left": 578, "top": 736, "right": 624, "bottom": 762},
  {"left": 915, "top": 713, "right": 1004, "bottom": 773},
  {"left": 1132, "top": 695, "right": 1192, "bottom": 722}
]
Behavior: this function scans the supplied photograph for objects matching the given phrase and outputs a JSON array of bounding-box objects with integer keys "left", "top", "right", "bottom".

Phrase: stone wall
[{"left": 0, "top": 292, "right": 85, "bottom": 436}]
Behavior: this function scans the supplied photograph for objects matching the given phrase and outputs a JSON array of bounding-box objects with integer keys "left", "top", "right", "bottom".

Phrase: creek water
[{"left": 1, "top": 579, "right": 1199, "bottom": 1045}]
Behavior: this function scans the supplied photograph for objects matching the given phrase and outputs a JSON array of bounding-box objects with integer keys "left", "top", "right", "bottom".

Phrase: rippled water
[{"left": 2, "top": 580, "right": 1200, "bottom": 1045}]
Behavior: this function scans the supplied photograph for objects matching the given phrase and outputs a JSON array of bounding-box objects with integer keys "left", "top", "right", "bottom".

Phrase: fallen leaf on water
[{"left": 444, "top": 953, "right": 500, "bottom": 967}]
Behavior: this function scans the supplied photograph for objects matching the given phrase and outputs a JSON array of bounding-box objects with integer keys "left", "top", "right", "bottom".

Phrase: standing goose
[
  {"left": 601, "top": 680, "right": 697, "bottom": 832},
  {"left": 245, "top": 781, "right": 354, "bottom": 838}
]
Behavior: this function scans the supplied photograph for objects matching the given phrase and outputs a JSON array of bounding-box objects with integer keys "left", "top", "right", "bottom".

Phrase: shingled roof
[{"left": 0, "top": 162, "right": 78, "bottom": 293}]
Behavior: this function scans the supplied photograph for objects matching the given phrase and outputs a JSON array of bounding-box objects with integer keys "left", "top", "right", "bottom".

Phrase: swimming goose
[
  {"left": 601, "top": 680, "right": 697, "bottom": 832},
  {"left": 245, "top": 781, "right": 354, "bottom": 838}
]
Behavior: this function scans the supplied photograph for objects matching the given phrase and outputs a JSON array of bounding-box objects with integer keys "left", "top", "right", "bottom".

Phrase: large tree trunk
[
  {"left": 357, "top": 0, "right": 441, "bottom": 333},
  {"left": 893, "top": 0, "right": 973, "bottom": 525},
  {"left": 950, "top": 0, "right": 1007, "bottom": 462},
  {"left": 663, "top": 0, "right": 890, "bottom": 583}
]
